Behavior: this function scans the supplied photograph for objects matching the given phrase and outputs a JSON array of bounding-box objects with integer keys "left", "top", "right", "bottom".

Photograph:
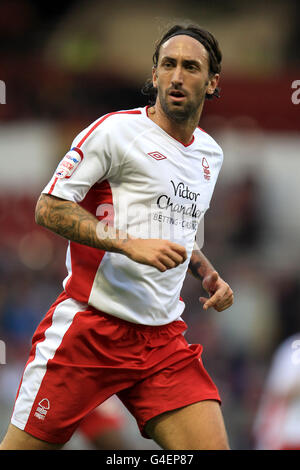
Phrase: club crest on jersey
[
  {"left": 55, "top": 147, "right": 83, "bottom": 179},
  {"left": 202, "top": 157, "right": 211, "bottom": 181}
]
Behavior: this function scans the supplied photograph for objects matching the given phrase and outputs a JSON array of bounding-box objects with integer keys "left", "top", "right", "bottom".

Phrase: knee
[
  {"left": 0, "top": 424, "right": 64, "bottom": 450},
  {"left": 216, "top": 440, "right": 231, "bottom": 450}
]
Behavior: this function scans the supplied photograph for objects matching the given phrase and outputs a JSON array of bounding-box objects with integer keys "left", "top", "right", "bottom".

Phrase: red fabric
[
  {"left": 279, "top": 445, "right": 300, "bottom": 450},
  {"left": 19, "top": 293, "right": 220, "bottom": 444},
  {"left": 48, "top": 177, "right": 58, "bottom": 195},
  {"left": 64, "top": 180, "right": 114, "bottom": 303},
  {"left": 78, "top": 407, "right": 123, "bottom": 439},
  {"left": 12, "top": 293, "right": 66, "bottom": 415}
]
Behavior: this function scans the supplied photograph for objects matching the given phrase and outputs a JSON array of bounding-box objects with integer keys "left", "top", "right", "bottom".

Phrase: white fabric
[
  {"left": 253, "top": 334, "right": 300, "bottom": 449},
  {"left": 43, "top": 107, "right": 223, "bottom": 325},
  {"left": 11, "top": 297, "right": 84, "bottom": 430}
]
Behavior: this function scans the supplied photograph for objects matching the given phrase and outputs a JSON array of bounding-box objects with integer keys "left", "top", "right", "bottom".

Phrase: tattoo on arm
[
  {"left": 188, "top": 260, "right": 202, "bottom": 279},
  {"left": 188, "top": 247, "right": 215, "bottom": 280},
  {"left": 35, "top": 194, "right": 125, "bottom": 253}
]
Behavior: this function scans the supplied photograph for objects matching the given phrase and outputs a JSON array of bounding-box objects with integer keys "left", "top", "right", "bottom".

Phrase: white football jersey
[
  {"left": 43, "top": 106, "right": 223, "bottom": 325},
  {"left": 253, "top": 334, "right": 300, "bottom": 449}
]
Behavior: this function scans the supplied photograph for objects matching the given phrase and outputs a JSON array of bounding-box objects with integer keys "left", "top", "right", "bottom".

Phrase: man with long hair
[{"left": 1, "top": 24, "right": 233, "bottom": 450}]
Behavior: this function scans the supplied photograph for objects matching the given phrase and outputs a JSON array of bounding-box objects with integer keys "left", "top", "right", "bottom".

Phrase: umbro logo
[{"left": 147, "top": 151, "right": 167, "bottom": 161}]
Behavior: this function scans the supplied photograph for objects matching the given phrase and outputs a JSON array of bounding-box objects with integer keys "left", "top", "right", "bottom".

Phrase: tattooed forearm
[
  {"left": 35, "top": 194, "right": 127, "bottom": 253},
  {"left": 188, "top": 247, "right": 216, "bottom": 280},
  {"left": 188, "top": 260, "right": 202, "bottom": 279}
]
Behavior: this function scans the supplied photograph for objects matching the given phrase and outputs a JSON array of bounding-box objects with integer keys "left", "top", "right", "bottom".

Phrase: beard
[{"left": 157, "top": 85, "right": 207, "bottom": 124}]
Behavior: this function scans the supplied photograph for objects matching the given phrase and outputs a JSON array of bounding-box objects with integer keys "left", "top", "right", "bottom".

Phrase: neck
[{"left": 147, "top": 100, "right": 203, "bottom": 145}]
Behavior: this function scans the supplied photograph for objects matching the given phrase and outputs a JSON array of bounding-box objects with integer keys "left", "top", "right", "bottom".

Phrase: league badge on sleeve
[{"left": 55, "top": 147, "right": 83, "bottom": 179}]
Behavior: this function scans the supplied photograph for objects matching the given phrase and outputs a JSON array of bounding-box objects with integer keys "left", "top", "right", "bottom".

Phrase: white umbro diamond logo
[{"left": 147, "top": 151, "right": 167, "bottom": 161}]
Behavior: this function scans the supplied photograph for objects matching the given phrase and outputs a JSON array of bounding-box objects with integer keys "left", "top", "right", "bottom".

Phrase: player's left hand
[{"left": 199, "top": 271, "right": 234, "bottom": 311}]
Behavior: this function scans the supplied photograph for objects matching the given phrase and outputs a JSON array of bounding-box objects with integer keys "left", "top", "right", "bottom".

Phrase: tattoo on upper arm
[{"left": 35, "top": 194, "right": 102, "bottom": 248}]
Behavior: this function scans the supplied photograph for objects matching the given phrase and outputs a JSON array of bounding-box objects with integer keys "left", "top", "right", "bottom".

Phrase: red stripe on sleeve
[
  {"left": 77, "top": 110, "right": 141, "bottom": 148},
  {"left": 48, "top": 177, "right": 58, "bottom": 195},
  {"left": 47, "top": 110, "right": 140, "bottom": 197}
]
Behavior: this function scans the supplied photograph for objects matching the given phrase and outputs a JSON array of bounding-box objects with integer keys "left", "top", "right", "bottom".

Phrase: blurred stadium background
[{"left": 0, "top": 0, "right": 299, "bottom": 450}]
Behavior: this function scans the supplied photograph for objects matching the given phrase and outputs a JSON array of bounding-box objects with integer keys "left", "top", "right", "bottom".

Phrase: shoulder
[
  {"left": 95, "top": 107, "right": 143, "bottom": 129},
  {"left": 73, "top": 107, "right": 144, "bottom": 148},
  {"left": 194, "top": 126, "right": 223, "bottom": 157}
]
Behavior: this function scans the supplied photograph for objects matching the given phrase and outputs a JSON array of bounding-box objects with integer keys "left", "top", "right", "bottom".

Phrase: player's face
[{"left": 152, "top": 35, "right": 219, "bottom": 123}]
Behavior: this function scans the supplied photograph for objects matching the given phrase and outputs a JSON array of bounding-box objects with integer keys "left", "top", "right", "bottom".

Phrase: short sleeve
[
  {"left": 42, "top": 117, "right": 118, "bottom": 202},
  {"left": 265, "top": 337, "right": 300, "bottom": 395}
]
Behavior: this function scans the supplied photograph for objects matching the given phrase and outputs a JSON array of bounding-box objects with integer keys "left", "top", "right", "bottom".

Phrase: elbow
[
  {"left": 35, "top": 195, "right": 46, "bottom": 226},
  {"left": 35, "top": 204, "right": 42, "bottom": 226}
]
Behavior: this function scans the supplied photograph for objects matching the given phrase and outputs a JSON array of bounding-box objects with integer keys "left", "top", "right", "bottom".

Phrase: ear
[
  {"left": 206, "top": 73, "right": 220, "bottom": 96},
  {"left": 152, "top": 66, "right": 158, "bottom": 88}
]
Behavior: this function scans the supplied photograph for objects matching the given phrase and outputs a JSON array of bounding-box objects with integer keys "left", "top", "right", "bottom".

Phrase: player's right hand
[{"left": 120, "top": 238, "right": 187, "bottom": 272}]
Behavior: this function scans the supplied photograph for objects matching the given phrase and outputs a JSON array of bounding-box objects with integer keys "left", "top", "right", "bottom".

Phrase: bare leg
[
  {"left": 144, "top": 400, "right": 230, "bottom": 450},
  {"left": 0, "top": 424, "right": 64, "bottom": 450},
  {"left": 90, "top": 429, "right": 130, "bottom": 450}
]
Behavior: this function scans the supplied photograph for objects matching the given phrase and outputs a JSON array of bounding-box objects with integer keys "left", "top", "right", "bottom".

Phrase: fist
[
  {"left": 199, "top": 271, "right": 234, "bottom": 311},
  {"left": 121, "top": 238, "right": 187, "bottom": 272}
]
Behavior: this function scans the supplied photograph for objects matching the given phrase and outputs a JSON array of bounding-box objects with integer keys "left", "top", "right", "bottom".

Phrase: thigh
[
  {"left": 78, "top": 398, "right": 126, "bottom": 449},
  {"left": 145, "top": 400, "right": 230, "bottom": 450},
  {"left": 118, "top": 342, "right": 222, "bottom": 443},
  {"left": 0, "top": 424, "right": 63, "bottom": 450},
  {"left": 10, "top": 295, "right": 133, "bottom": 446}
]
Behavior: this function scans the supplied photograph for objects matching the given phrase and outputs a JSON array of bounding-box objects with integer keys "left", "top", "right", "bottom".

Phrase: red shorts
[{"left": 11, "top": 291, "right": 221, "bottom": 444}]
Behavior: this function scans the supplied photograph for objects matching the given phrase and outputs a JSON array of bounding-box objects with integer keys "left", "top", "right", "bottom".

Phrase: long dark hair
[{"left": 141, "top": 24, "right": 222, "bottom": 105}]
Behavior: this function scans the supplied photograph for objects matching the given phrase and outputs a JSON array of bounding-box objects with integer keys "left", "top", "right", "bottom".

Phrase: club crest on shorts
[
  {"left": 55, "top": 147, "right": 83, "bottom": 179},
  {"left": 34, "top": 398, "right": 50, "bottom": 421}
]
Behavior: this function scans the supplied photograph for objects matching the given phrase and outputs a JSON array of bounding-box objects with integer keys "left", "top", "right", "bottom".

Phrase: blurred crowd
[
  {"left": 1, "top": 0, "right": 300, "bottom": 450},
  {"left": 1, "top": 175, "right": 299, "bottom": 449}
]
